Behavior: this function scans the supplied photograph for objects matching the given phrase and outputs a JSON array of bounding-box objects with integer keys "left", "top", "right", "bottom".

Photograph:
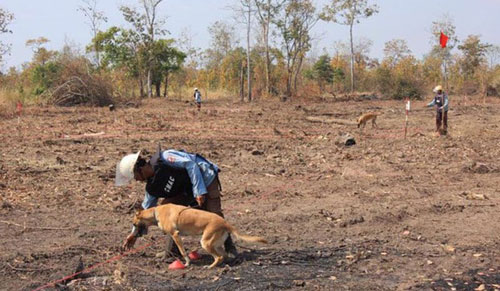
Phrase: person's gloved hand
[
  {"left": 122, "top": 234, "right": 137, "bottom": 251},
  {"left": 196, "top": 194, "right": 206, "bottom": 207}
]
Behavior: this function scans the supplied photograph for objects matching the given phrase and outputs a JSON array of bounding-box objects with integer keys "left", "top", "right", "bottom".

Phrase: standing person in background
[
  {"left": 194, "top": 88, "right": 202, "bottom": 111},
  {"left": 426, "top": 85, "right": 449, "bottom": 136}
]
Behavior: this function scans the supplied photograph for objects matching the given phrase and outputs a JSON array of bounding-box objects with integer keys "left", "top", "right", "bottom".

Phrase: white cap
[
  {"left": 115, "top": 151, "right": 141, "bottom": 186},
  {"left": 194, "top": 88, "right": 198, "bottom": 91},
  {"left": 433, "top": 85, "right": 443, "bottom": 93}
]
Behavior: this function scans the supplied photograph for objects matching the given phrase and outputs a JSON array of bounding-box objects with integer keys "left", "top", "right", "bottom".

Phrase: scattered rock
[
  {"left": 1, "top": 201, "right": 12, "bottom": 209},
  {"left": 293, "top": 280, "right": 306, "bottom": 287},
  {"left": 335, "top": 133, "right": 356, "bottom": 147},
  {"left": 113, "top": 269, "right": 126, "bottom": 285},
  {"left": 463, "top": 162, "right": 494, "bottom": 174},
  {"left": 251, "top": 149, "right": 264, "bottom": 155},
  {"left": 339, "top": 216, "right": 364, "bottom": 228},
  {"left": 441, "top": 244, "right": 456, "bottom": 253},
  {"left": 460, "top": 191, "right": 488, "bottom": 200}
]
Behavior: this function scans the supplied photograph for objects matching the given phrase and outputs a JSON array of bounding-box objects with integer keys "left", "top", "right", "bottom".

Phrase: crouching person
[{"left": 115, "top": 148, "right": 238, "bottom": 258}]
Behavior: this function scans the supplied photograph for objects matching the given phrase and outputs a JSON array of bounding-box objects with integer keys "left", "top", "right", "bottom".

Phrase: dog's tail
[{"left": 227, "top": 225, "right": 267, "bottom": 244}]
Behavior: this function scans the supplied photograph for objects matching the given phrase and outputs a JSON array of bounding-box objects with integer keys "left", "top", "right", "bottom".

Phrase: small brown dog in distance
[
  {"left": 124, "top": 204, "right": 267, "bottom": 269},
  {"left": 357, "top": 112, "right": 380, "bottom": 129}
]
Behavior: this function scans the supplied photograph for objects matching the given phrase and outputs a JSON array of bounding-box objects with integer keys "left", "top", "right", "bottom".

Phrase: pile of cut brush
[{"left": 46, "top": 60, "right": 114, "bottom": 107}]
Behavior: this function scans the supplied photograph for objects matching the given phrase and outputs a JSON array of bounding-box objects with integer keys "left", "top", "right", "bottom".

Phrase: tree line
[{"left": 1, "top": 0, "right": 500, "bottom": 107}]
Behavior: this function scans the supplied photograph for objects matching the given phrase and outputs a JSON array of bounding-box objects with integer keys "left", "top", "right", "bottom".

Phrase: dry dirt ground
[{"left": 0, "top": 96, "right": 499, "bottom": 291}]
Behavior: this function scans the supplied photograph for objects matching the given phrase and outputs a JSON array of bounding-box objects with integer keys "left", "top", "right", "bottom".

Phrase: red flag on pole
[{"left": 440, "top": 32, "right": 449, "bottom": 48}]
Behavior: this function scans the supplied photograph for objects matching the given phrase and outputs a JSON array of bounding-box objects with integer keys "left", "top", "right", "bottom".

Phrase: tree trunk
[
  {"left": 139, "top": 77, "right": 145, "bottom": 97},
  {"left": 293, "top": 56, "right": 304, "bottom": 96},
  {"left": 246, "top": 5, "right": 252, "bottom": 102},
  {"left": 286, "top": 66, "right": 293, "bottom": 97},
  {"left": 349, "top": 22, "right": 355, "bottom": 93},
  {"left": 147, "top": 69, "right": 153, "bottom": 97},
  {"left": 155, "top": 82, "right": 161, "bottom": 97},
  {"left": 240, "top": 61, "right": 245, "bottom": 102},
  {"left": 264, "top": 14, "right": 271, "bottom": 95},
  {"left": 163, "top": 73, "right": 169, "bottom": 97}
]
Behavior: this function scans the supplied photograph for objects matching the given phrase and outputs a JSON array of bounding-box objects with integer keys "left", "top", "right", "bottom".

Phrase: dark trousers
[
  {"left": 436, "top": 110, "right": 448, "bottom": 132},
  {"left": 160, "top": 179, "right": 223, "bottom": 216}
]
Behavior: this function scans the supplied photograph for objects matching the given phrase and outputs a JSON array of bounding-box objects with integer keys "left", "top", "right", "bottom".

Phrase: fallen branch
[
  {"left": 0, "top": 220, "right": 75, "bottom": 231},
  {"left": 305, "top": 116, "right": 357, "bottom": 126},
  {"left": 7, "top": 263, "right": 52, "bottom": 272}
]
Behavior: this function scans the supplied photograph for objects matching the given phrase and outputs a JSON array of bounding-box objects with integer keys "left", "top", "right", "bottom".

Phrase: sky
[{"left": 1, "top": 0, "right": 500, "bottom": 70}]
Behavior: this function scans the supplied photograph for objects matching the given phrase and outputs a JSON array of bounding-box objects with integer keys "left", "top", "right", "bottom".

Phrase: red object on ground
[
  {"left": 168, "top": 259, "right": 185, "bottom": 270},
  {"left": 440, "top": 32, "right": 449, "bottom": 48},
  {"left": 188, "top": 251, "right": 202, "bottom": 260},
  {"left": 16, "top": 101, "right": 23, "bottom": 115}
]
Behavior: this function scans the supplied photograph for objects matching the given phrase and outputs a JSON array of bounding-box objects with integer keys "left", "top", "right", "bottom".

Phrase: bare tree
[
  {"left": 275, "top": 0, "right": 318, "bottom": 97},
  {"left": 78, "top": 0, "right": 107, "bottom": 66},
  {"left": 383, "top": 39, "right": 411, "bottom": 67},
  {"left": 177, "top": 27, "right": 202, "bottom": 69},
  {"left": 486, "top": 45, "right": 500, "bottom": 69},
  {"left": 143, "top": 0, "right": 164, "bottom": 98},
  {"left": 0, "top": 7, "right": 14, "bottom": 68},
  {"left": 321, "top": 0, "right": 378, "bottom": 92},
  {"left": 254, "top": 0, "right": 285, "bottom": 95},
  {"left": 230, "top": 0, "right": 255, "bottom": 102},
  {"left": 429, "top": 15, "right": 458, "bottom": 90}
]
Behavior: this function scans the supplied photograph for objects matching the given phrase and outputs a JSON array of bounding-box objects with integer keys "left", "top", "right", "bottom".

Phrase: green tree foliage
[
  {"left": 275, "top": 0, "right": 318, "bottom": 97},
  {"left": 92, "top": 26, "right": 185, "bottom": 98},
  {"left": 311, "top": 54, "right": 334, "bottom": 91},
  {"left": 30, "top": 62, "right": 60, "bottom": 95},
  {"left": 92, "top": 27, "right": 141, "bottom": 71},
  {"left": 24, "top": 38, "right": 60, "bottom": 95},
  {"left": 120, "top": 0, "right": 166, "bottom": 97},
  {"left": 150, "top": 39, "right": 186, "bottom": 97},
  {"left": 458, "top": 35, "right": 491, "bottom": 79}
]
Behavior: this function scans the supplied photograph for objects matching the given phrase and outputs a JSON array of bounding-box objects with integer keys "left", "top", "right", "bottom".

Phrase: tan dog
[
  {"left": 125, "top": 204, "right": 267, "bottom": 269},
  {"left": 357, "top": 112, "right": 380, "bottom": 129}
]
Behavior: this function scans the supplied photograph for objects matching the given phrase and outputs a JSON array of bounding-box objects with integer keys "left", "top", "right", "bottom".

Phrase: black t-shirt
[{"left": 145, "top": 151, "right": 193, "bottom": 200}]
